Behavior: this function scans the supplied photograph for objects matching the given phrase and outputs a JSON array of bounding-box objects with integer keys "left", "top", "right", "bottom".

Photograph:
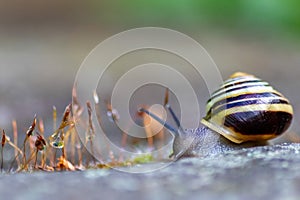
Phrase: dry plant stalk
[
  {"left": 23, "top": 115, "right": 37, "bottom": 169},
  {"left": 34, "top": 132, "right": 46, "bottom": 168},
  {"left": 72, "top": 86, "right": 84, "bottom": 116},
  {"left": 1, "top": 89, "right": 174, "bottom": 173},
  {"left": 53, "top": 106, "right": 57, "bottom": 131},
  {"left": 86, "top": 101, "right": 96, "bottom": 165},
  {"left": 12, "top": 120, "right": 20, "bottom": 167},
  {"left": 1, "top": 130, "right": 6, "bottom": 172},
  {"left": 49, "top": 104, "right": 73, "bottom": 168},
  {"left": 76, "top": 137, "right": 83, "bottom": 168},
  {"left": 70, "top": 128, "right": 76, "bottom": 164},
  {"left": 93, "top": 92, "right": 111, "bottom": 161},
  {"left": 56, "top": 156, "right": 75, "bottom": 171},
  {"left": 50, "top": 105, "right": 72, "bottom": 148},
  {"left": 49, "top": 106, "right": 57, "bottom": 167},
  {"left": 8, "top": 115, "right": 37, "bottom": 171},
  {"left": 37, "top": 119, "right": 46, "bottom": 167}
]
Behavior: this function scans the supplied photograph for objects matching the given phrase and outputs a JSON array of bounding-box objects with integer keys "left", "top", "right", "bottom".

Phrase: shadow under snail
[{"left": 140, "top": 72, "right": 294, "bottom": 159}]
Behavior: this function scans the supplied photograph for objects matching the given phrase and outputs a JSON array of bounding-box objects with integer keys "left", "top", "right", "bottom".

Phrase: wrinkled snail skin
[
  {"left": 172, "top": 127, "right": 268, "bottom": 158},
  {"left": 172, "top": 72, "right": 293, "bottom": 159}
]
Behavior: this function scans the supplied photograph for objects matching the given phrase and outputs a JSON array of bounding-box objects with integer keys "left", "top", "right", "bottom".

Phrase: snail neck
[{"left": 173, "top": 126, "right": 269, "bottom": 158}]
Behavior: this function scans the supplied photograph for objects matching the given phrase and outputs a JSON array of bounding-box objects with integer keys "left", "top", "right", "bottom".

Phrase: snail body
[
  {"left": 172, "top": 127, "right": 268, "bottom": 158},
  {"left": 164, "top": 72, "right": 293, "bottom": 158}
]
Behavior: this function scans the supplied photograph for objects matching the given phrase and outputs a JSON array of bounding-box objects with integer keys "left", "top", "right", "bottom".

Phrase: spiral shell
[{"left": 201, "top": 72, "right": 293, "bottom": 143}]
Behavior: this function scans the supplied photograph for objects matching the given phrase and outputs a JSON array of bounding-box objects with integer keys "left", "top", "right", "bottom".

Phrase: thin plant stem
[
  {"left": 34, "top": 149, "right": 38, "bottom": 168},
  {"left": 1, "top": 130, "right": 5, "bottom": 172},
  {"left": 12, "top": 120, "right": 20, "bottom": 167}
]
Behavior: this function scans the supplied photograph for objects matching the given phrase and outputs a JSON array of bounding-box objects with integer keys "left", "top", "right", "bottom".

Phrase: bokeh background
[{"left": 1, "top": 0, "right": 300, "bottom": 142}]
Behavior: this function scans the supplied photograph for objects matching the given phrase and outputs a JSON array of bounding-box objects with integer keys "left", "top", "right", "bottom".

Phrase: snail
[{"left": 140, "top": 72, "right": 293, "bottom": 159}]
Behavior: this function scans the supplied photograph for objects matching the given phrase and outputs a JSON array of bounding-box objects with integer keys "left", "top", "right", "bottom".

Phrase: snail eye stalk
[
  {"left": 163, "top": 89, "right": 185, "bottom": 134},
  {"left": 138, "top": 107, "right": 176, "bottom": 134},
  {"left": 138, "top": 88, "right": 187, "bottom": 137}
]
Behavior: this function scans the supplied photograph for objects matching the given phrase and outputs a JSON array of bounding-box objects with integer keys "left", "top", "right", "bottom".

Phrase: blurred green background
[{"left": 0, "top": 0, "right": 300, "bottom": 140}]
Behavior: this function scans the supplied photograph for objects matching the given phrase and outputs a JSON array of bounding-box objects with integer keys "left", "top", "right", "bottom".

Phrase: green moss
[{"left": 132, "top": 154, "right": 153, "bottom": 164}]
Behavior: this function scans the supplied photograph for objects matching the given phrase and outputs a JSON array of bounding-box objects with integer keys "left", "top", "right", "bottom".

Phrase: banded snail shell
[{"left": 201, "top": 72, "right": 293, "bottom": 143}]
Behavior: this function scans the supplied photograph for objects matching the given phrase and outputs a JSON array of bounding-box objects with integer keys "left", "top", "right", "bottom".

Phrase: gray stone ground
[
  {"left": 1, "top": 17, "right": 300, "bottom": 200},
  {"left": 1, "top": 143, "right": 300, "bottom": 200}
]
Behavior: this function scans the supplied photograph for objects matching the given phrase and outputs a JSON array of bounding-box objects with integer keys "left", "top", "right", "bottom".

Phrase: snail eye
[{"left": 201, "top": 72, "right": 293, "bottom": 143}]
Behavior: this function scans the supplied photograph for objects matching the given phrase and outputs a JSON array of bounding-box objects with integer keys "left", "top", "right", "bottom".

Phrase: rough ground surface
[{"left": 0, "top": 143, "right": 300, "bottom": 200}]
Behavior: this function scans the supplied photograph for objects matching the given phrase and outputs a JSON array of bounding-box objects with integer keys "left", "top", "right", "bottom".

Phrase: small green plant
[{"left": 132, "top": 154, "right": 153, "bottom": 164}]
